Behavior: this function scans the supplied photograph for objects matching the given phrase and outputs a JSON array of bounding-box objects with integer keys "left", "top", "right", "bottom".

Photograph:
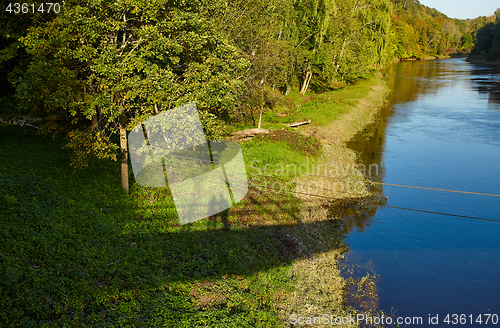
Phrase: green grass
[
  {"left": 0, "top": 124, "right": 322, "bottom": 327},
  {"left": 242, "top": 129, "right": 320, "bottom": 163},
  {"left": 269, "top": 75, "right": 378, "bottom": 126},
  {"left": 231, "top": 75, "right": 378, "bottom": 130}
]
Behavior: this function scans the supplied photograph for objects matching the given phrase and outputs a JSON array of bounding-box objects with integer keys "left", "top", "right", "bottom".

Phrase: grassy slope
[
  {"left": 0, "top": 74, "right": 384, "bottom": 327},
  {"left": 0, "top": 125, "right": 304, "bottom": 327}
]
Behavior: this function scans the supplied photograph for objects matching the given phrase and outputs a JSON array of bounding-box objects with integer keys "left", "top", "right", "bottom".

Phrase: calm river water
[{"left": 345, "top": 58, "right": 500, "bottom": 327}]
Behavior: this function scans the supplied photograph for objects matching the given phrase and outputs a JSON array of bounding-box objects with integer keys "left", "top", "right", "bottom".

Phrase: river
[{"left": 344, "top": 58, "right": 500, "bottom": 327}]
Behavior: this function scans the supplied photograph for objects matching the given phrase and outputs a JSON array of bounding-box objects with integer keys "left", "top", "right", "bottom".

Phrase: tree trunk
[
  {"left": 258, "top": 88, "right": 264, "bottom": 129},
  {"left": 91, "top": 115, "right": 98, "bottom": 129},
  {"left": 300, "top": 62, "right": 312, "bottom": 95},
  {"left": 119, "top": 115, "right": 129, "bottom": 193},
  {"left": 305, "top": 71, "right": 313, "bottom": 93},
  {"left": 257, "top": 106, "right": 263, "bottom": 129},
  {"left": 335, "top": 38, "right": 348, "bottom": 74},
  {"left": 300, "top": 62, "right": 308, "bottom": 94},
  {"left": 300, "top": 71, "right": 312, "bottom": 95},
  {"left": 300, "top": 74, "right": 306, "bottom": 94}
]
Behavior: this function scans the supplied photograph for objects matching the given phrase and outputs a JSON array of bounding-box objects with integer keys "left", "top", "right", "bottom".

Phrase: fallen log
[
  {"left": 229, "top": 128, "right": 270, "bottom": 141},
  {"left": 287, "top": 119, "right": 311, "bottom": 128}
]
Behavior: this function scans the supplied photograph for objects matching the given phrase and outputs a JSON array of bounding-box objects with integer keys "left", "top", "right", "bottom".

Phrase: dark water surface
[{"left": 345, "top": 58, "right": 500, "bottom": 326}]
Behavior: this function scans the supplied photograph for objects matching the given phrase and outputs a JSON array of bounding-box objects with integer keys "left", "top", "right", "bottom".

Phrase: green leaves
[
  {"left": 64, "top": 130, "right": 119, "bottom": 167},
  {"left": 16, "top": 0, "right": 248, "bottom": 130}
]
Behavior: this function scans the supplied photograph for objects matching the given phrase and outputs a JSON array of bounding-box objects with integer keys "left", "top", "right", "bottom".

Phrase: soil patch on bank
[{"left": 272, "top": 75, "right": 389, "bottom": 326}]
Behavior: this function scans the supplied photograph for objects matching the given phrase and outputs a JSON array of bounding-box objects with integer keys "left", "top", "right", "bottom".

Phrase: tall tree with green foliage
[
  {"left": 213, "top": 0, "right": 295, "bottom": 126},
  {"left": 321, "top": 0, "right": 392, "bottom": 83},
  {"left": 18, "top": 0, "right": 248, "bottom": 192},
  {"left": 468, "top": 9, "right": 500, "bottom": 62}
]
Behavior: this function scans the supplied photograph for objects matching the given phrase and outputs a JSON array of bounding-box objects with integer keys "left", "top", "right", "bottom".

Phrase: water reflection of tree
[
  {"left": 385, "top": 59, "right": 467, "bottom": 105},
  {"left": 329, "top": 196, "right": 385, "bottom": 234},
  {"left": 337, "top": 109, "right": 390, "bottom": 233},
  {"left": 469, "top": 65, "right": 500, "bottom": 104},
  {"left": 340, "top": 58, "right": 450, "bottom": 232}
]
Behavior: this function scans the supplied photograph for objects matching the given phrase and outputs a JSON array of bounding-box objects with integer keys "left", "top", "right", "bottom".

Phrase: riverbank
[
  {"left": 394, "top": 54, "right": 458, "bottom": 62},
  {"left": 466, "top": 57, "right": 500, "bottom": 65},
  {"left": 282, "top": 75, "right": 388, "bottom": 326},
  {"left": 234, "top": 74, "right": 389, "bottom": 326},
  {"left": 294, "top": 74, "right": 387, "bottom": 202}
]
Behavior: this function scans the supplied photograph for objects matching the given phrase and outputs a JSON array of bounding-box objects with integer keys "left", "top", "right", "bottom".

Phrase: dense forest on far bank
[
  {"left": 390, "top": 0, "right": 495, "bottom": 59},
  {"left": 0, "top": 0, "right": 498, "bottom": 189},
  {"left": 467, "top": 9, "right": 500, "bottom": 63}
]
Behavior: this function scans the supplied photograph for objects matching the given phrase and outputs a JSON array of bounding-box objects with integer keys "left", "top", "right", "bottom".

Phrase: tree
[
  {"left": 293, "top": 0, "right": 336, "bottom": 93},
  {"left": 461, "top": 33, "right": 474, "bottom": 51},
  {"left": 19, "top": 0, "right": 248, "bottom": 192},
  {"left": 326, "top": 0, "right": 392, "bottom": 82},
  {"left": 212, "top": 0, "right": 295, "bottom": 126},
  {"left": 469, "top": 17, "right": 500, "bottom": 62},
  {"left": 390, "top": 0, "right": 473, "bottom": 59},
  {"left": 0, "top": 6, "right": 57, "bottom": 120}
]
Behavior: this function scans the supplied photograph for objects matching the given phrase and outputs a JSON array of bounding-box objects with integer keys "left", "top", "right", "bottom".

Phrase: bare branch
[{"left": 123, "top": 38, "right": 144, "bottom": 59}]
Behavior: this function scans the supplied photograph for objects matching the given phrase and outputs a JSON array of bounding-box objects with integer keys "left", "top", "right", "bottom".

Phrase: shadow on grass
[
  {"left": 1, "top": 124, "right": 385, "bottom": 327},
  {"left": 308, "top": 76, "right": 343, "bottom": 93},
  {"left": 0, "top": 124, "right": 377, "bottom": 326},
  {"left": 0, "top": 173, "right": 350, "bottom": 326}
]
